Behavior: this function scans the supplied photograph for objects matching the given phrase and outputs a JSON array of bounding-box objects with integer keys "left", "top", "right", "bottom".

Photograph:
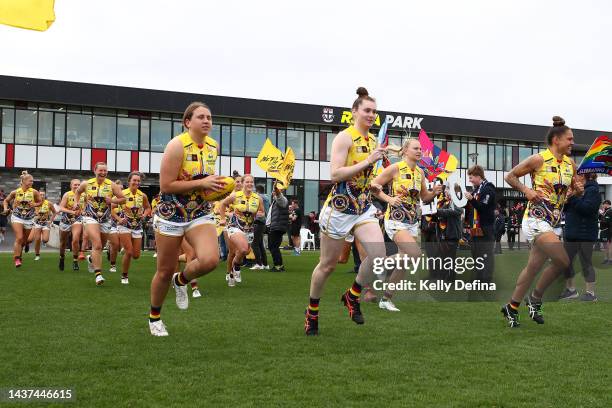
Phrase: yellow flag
[
  {"left": 0, "top": 0, "right": 55, "bottom": 31},
  {"left": 256, "top": 138, "right": 284, "bottom": 176},
  {"left": 276, "top": 147, "right": 295, "bottom": 190}
]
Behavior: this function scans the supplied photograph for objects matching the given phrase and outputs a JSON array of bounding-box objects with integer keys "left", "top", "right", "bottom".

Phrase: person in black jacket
[
  {"left": 493, "top": 209, "right": 506, "bottom": 254},
  {"left": 465, "top": 165, "right": 496, "bottom": 282},
  {"left": 559, "top": 174, "right": 600, "bottom": 301},
  {"left": 266, "top": 183, "right": 289, "bottom": 271},
  {"left": 601, "top": 200, "right": 612, "bottom": 263},
  {"left": 436, "top": 189, "right": 463, "bottom": 281}
]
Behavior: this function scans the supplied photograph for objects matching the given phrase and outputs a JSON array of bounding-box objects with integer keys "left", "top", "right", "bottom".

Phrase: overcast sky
[{"left": 1, "top": 0, "right": 610, "bottom": 131}]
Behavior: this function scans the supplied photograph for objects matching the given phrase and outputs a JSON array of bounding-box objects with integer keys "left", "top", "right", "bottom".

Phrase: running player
[
  {"left": 107, "top": 179, "right": 124, "bottom": 273},
  {"left": 371, "top": 139, "right": 442, "bottom": 311},
  {"left": 148, "top": 101, "right": 226, "bottom": 336},
  {"left": 501, "top": 116, "right": 576, "bottom": 327},
  {"left": 28, "top": 191, "right": 58, "bottom": 261},
  {"left": 58, "top": 179, "right": 85, "bottom": 271},
  {"left": 219, "top": 174, "right": 264, "bottom": 286},
  {"left": 2, "top": 171, "right": 43, "bottom": 267},
  {"left": 304, "top": 87, "right": 387, "bottom": 335},
  {"left": 115, "top": 172, "right": 151, "bottom": 284},
  {"left": 74, "top": 163, "right": 126, "bottom": 286}
]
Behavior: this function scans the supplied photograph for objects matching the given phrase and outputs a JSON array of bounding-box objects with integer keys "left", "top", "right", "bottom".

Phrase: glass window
[
  {"left": 314, "top": 132, "right": 319, "bottom": 161},
  {"left": 447, "top": 141, "right": 460, "bottom": 164},
  {"left": 67, "top": 113, "right": 92, "bottom": 148},
  {"left": 210, "top": 124, "right": 221, "bottom": 146},
  {"left": 15, "top": 109, "right": 37, "bottom": 144},
  {"left": 245, "top": 126, "right": 266, "bottom": 157},
  {"left": 266, "top": 128, "right": 277, "bottom": 146},
  {"left": 518, "top": 146, "right": 531, "bottom": 163},
  {"left": 304, "top": 180, "right": 319, "bottom": 214},
  {"left": 504, "top": 145, "right": 513, "bottom": 171},
  {"left": 172, "top": 121, "right": 183, "bottom": 137},
  {"left": 305, "top": 131, "right": 315, "bottom": 160},
  {"left": 287, "top": 130, "right": 304, "bottom": 159},
  {"left": 231, "top": 126, "right": 245, "bottom": 156},
  {"left": 326, "top": 133, "right": 336, "bottom": 161},
  {"left": 221, "top": 125, "right": 231, "bottom": 155},
  {"left": 461, "top": 141, "right": 468, "bottom": 168},
  {"left": 140, "top": 119, "right": 150, "bottom": 151},
  {"left": 2, "top": 108, "right": 15, "bottom": 143},
  {"left": 150, "top": 120, "right": 171, "bottom": 152},
  {"left": 495, "top": 145, "right": 504, "bottom": 170},
  {"left": 117, "top": 117, "right": 138, "bottom": 150},
  {"left": 54, "top": 112, "right": 65, "bottom": 146},
  {"left": 38, "top": 111, "right": 53, "bottom": 145},
  {"left": 277, "top": 129, "right": 286, "bottom": 152},
  {"left": 488, "top": 145, "right": 495, "bottom": 170},
  {"left": 476, "top": 144, "right": 487, "bottom": 168},
  {"left": 93, "top": 115, "right": 117, "bottom": 148}
]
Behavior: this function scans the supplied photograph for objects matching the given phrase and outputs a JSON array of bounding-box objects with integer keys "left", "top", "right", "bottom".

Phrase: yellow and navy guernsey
[
  {"left": 83, "top": 178, "right": 114, "bottom": 223},
  {"left": 61, "top": 191, "right": 84, "bottom": 224},
  {"left": 229, "top": 191, "right": 261, "bottom": 233},
  {"left": 155, "top": 132, "right": 218, "bottom": 223},
  {"left": 120, "top": 188, "right": 146, "bottom": 230},
  {"left": 324, "top": 125, "right": 377, "bottom": 215},
  {"left": 12, "top": 187, "right": 36, "bottom": 220},
  {"left": 526, "top": 148, "right": 574, "bottom": 227},
  {"left": 384, "top": 161, "right": 422, "bottom": 225},
  {"left": 35, "top": 199, "right": 52, "bottom": 226}
]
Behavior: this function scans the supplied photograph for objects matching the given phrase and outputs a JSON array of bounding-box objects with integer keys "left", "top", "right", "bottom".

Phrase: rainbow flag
[
  {"left": 418, "top": 129, "right": 458, "bottom": 181},
  {"left": 577, "top": 135, "right": 612, "bottom": 175}
]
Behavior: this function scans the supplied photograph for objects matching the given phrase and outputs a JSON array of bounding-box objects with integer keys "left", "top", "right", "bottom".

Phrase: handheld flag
[
  {"left": 418, "top": 129, "right": 458, "bottom": 181},
  {"left": 256, "top": 139, "right": 294, "bottom": 190},
  {"left": 0, "top": 0, "right": 55, "bottom": 31},
  {"left": 373, "top": 121, "right": 389, "bottom": 175},
  {"left": 577, "top": 135, "right": 612, "bottom": 175}
]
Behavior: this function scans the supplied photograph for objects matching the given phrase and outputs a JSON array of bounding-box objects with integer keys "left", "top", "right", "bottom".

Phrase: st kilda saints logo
[{"left": 322, "top": 107, "right": 334, "bottom": 123}]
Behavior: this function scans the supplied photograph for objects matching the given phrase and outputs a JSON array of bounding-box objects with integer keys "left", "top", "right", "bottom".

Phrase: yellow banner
[
  {"left": 256, "top": 139, "right": 295, "bottom": 190},
  {"left": 0, "top": 0, "right": 55, "bottom": 31}
]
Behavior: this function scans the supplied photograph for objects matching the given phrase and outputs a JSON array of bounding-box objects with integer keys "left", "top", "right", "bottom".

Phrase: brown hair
[
  {"left": 467, "top": 165, "right": 485, "bottom": 178},
  {"left": 546, "top": 116, "right": 570, "bottom": 145},
  {"left": 128, "top": 171, "right": 143, "bottom": 182},
  {"left": 352, "top": 87, "right": 376, "bottom": 110},
  {"left": 182, "top": 101, "right": 211, "bottom": 127}
]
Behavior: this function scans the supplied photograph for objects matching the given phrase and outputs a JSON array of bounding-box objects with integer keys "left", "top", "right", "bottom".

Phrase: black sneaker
[
  {"left": 501, "top": 304, "right": 520, "bottom": 328},
  {"left": 272, "top": 265, "right": 285, "bottom": 272},
  {"left": 72, "top": 261, "right": 79, "bottom": 271},
  {"left": 59, "top": 257, "right": 65, "bottom": 271},
  {"left": 24, "top": 244, "right": 30, "bottom": 253},
  {"left": 340, "top": 290, "right": 364, "bottom": 325},
  {"left": 304, "top": 310, "right": 319, "bottom": 336},
  {"left": 525, "top": 296, "right": 544, "bottom": 324}
]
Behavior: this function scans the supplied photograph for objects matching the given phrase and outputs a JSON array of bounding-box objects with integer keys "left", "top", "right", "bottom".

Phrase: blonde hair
[
  {"left": 388, "top": 138, "right": 418, "bottom": 158},
  {"left": 20, "top": 170, "right": 32, "bottom": 182}
]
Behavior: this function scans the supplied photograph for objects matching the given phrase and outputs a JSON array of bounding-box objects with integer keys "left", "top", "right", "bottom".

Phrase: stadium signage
[{"left": 338, "top": 110, "right": 423, "bottom": 130}]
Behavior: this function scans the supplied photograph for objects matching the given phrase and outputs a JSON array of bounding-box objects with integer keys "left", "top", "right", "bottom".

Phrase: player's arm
[
  {"left": 142, "top": 195, "right": 151, "bottom": 217},
  {"left": 256, "top": 199, "right": 265, "bottom": 218},
  {"left": 110, "top": 183, "right": 126, "bottom": 205},
  {"left": 370, "top": 164, "right": 401, "bottom": 206},
  {"left": 505, "top": 154, "right": 544, "bottom": 202},
  {"left": 74, "top": 181, "right": 87, "bottom": 209},
  {"left": 420, "top": 171, "right": 443, "bottom": 203},
  {"left": 32, "top": 190, "right": 43, "bottom": 207},
  {"left": 218, "top": 193, "right": 236, "bottom": 224},
  {"left": 3, "top": 191, "right": 16, "bottom": 213}
]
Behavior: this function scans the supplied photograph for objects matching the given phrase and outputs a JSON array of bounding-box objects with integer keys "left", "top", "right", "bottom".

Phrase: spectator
[
  {"left": 266, "top": 183, "right": 289, "bottom": 271},
  {"left": 250, "top": 185, "right": 270, "bottom": 270},
  {"left": 506, "top": 203, "right": 521, "bottom": 250},
  {"left": 306, "top": 211, "right": 320, "bottom": 249},
  {"left": 465, "top": 165, "right": 496, "bottom": 282},
  {"left": 494, "top": 208, "right": 506, "bottom": 254},
  {"left": 600, "top": 200, "right": 612, "bottom": 263},
  {"left": 436, "top": 189, "right": 463, "bottom": 281},
  {"left": 289, "top": 200, "right": 302, "bottom": 255},
  {"left": 559, "top": 174, "right": 601, "bottom": 301}
]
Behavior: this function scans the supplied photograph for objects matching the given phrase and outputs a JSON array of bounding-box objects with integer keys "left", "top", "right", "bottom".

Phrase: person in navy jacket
[{"left": 560, "top": 173, "right": 601, "bottom": 301}]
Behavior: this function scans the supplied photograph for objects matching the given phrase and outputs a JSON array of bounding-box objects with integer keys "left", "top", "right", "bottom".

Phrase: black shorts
[
  {"left": 290, "top": 224, "right": 300, "bottom": 237},
  {"left": 0, "top": 216, "right": 7, "bottom": 228}
]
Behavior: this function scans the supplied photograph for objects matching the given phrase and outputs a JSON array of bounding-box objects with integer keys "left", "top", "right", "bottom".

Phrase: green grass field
[{"left": 1, "top": 249, "right": 611, "bottom": 407}]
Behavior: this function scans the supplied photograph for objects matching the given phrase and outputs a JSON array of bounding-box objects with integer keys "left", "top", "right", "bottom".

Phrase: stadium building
[{"left": 0, "top": 75, "right": 610, "bottom": 214}]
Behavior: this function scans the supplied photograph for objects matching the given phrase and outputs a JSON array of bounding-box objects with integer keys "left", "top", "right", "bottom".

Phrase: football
[{"left": 202, "top": 176, "right": 235, "bottom": 202}]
